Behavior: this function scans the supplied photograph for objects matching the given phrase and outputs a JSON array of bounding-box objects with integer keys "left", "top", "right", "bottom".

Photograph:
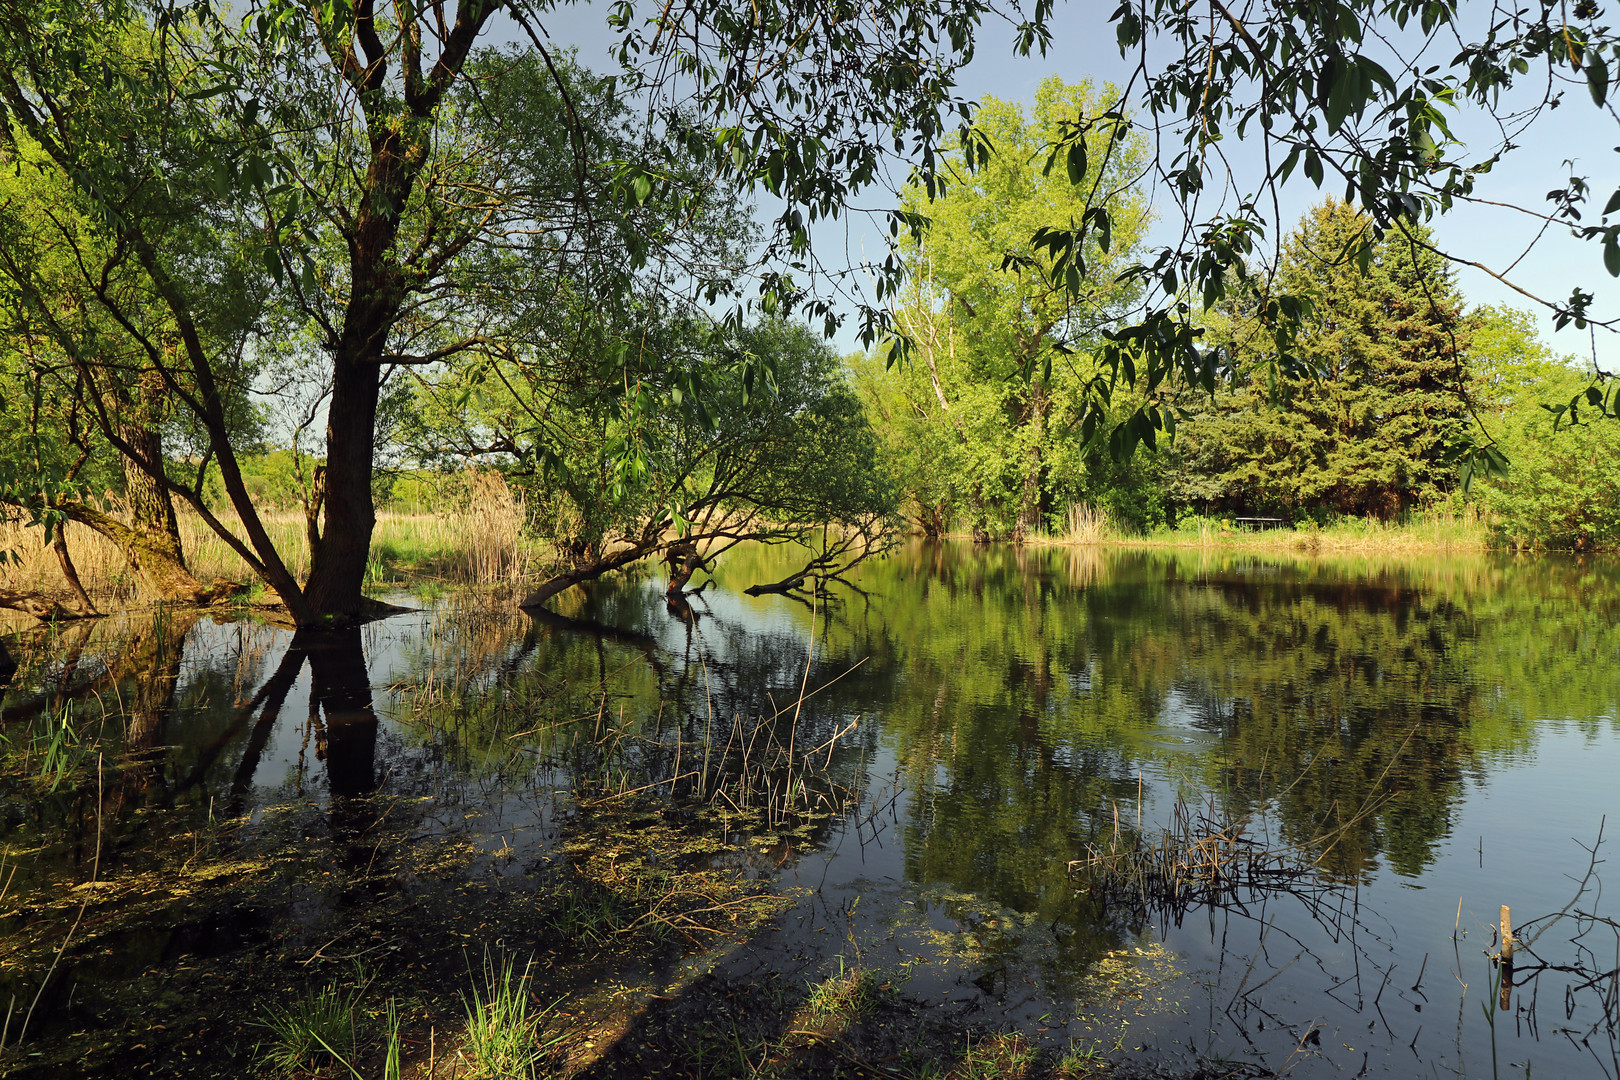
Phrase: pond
[{"left": 1, "top": 541, "right": 1617, "bottom": 1078}]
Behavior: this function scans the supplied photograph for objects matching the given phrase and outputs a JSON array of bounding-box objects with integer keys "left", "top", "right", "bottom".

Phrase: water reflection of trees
[
  {"left": 0, "top": 614, "right": 396, "bottom": 857},
  {"left": 383, "top": 590, "right": 885, "bottom": 819},
  {"left": 4, "top": 543, "right": 1615, "bottom": 943},
  {"left": 817, "top": 543, "right": 1620, "bottom": 907},
  {"left": 446, "top": 543, "right": 1620, "bottom": 945}
]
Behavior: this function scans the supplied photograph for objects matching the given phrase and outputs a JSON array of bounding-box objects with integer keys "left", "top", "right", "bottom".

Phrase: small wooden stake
[{"left": 1498, "top": 904, "right": 1514, "bottom": 1011}]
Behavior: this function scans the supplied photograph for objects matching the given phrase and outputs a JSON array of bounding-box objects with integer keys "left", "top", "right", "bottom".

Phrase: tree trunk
[
  {"left": 59, "top": 502, "right": 235, "bottom": 605},
  {"left": 969, "top": 484, "right": 993, "bottom": 544},
  {"left": 1015, "top": 378, "right": 1048, "bottom": 543},
  {"left": 119, "top": 377, "right": 191, "bottom": 601},
  {"left": 302, "top": 352, "right": 381, "bottom": 623},
  {"left": 664, "top": 541, "right": 707, "bottom": 598},
  {"left": 742, "top": 575, "right": 807, "bottom": 596},
  {"left": 229, "top": 644, "right": 307, "bottom": 811},
  {"left": 0, "top": 588, "right": 97, "bottom": 621},
  {"left": 917, "top": 501, "right": 947, "bottom": 539},
  {"left": 50, "top": 528, "right": 97, "bottom": 616},
  {"left": 300, "top": 629, "right": 379, "bottom": 799},
  {"left": 110, "top": 612, "right": 201, "bottom": 805},
  {"left": 88, "top": 365, "right": 212, "bottom": 604}
]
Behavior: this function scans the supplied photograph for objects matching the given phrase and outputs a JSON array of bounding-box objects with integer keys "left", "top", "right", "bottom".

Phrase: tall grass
[
  {"left": 1162, "top": 505, "right": 1491, "bottom": 552},
  {"left": 1062, "top": 502, "right": 1118, "bottom": 545},
  {"left": 458, "top": 953, "right": 560, "bottom": 1079},
  {"left": 462, "top": 469, "right": 528, "bottom": 585},
  {"left": 0, "top": 468, "right": 535, "bottom": 609},
  {"left": 254, "top": 981, "right": 361, "bottom": 1074}
]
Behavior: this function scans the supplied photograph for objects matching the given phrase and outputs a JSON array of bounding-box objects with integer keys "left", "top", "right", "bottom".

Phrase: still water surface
[{"left": 3, "top": 542, "right": 1618, "bottom": 1077}]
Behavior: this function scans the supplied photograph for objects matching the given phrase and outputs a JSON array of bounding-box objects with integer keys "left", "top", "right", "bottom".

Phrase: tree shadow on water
[{"left": 553, "top": 921, "right": 1137, "bottom": 1080}]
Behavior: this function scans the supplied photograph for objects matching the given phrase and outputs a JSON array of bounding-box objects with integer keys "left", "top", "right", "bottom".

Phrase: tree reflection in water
[{"left": 0, "top": 544, "right": 1616, "bottom": 1079}]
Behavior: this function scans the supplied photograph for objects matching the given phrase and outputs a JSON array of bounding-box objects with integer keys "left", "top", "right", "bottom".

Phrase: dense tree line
[
  {"left": 3, "top": 0, "right": 1620, "bottom": 624},
  {"left": 861, "top": 170, "right": 1614, "bottom": 548},
  {"left": 1171, "top": 201, "right": 1473, "bottom": 520}
]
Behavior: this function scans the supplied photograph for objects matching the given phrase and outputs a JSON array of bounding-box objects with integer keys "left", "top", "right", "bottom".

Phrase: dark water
[{"left": 3, "top": 542, "right": 1618, "bottom": 1077}]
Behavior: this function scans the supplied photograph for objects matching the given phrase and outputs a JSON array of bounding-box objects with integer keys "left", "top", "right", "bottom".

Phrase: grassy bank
[{"left": 1047, "top": 505, "right": 1495, "bottom": 553}]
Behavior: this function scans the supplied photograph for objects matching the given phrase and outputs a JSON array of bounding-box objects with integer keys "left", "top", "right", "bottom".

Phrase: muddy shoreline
[{"left": 2, "top": 787, "right": 1177, "bottom": 1080}]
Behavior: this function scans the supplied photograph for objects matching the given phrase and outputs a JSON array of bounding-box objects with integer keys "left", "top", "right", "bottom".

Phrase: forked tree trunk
[
  {"left": 296, "top": 7, "right": 497, "bottom": 626},
  {"left": 664, "top": 541, "right": 707, "bottom": 597}
]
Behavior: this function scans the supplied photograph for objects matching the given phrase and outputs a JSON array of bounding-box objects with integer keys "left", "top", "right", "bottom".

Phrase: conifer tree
[{"left": 1176, "top": 202, "right": 1473, "bottom": 519}]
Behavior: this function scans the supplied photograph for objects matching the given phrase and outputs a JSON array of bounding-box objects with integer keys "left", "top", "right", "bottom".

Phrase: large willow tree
[
  {"left": 0, "top": 3, "right": 743, "bottom": 624},
  {"left": 0, "top": 1, "right": 525, "bottom": 625}
]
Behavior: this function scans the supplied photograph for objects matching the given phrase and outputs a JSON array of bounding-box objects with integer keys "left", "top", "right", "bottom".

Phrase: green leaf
[
  {"left": 1303, "top": 149, "right": 1323, "bottom": 187},
  {"left": 1606, "top": 236, "right": 1620, "bottom": 277},
  {"left": 211, "top": 157, "right": 231, "bottom": 196},
  {"left": 1065, "top": 139, "right": 1087, "bottom": 186},
  {"left": 1589, "top": 54, "right": 1610, "bottom": 106},
  {"left": 1277, "top": 146, "right": 1301, "bottom": 185},
  {"left": 184, "top": 82, "right": 239, "bottom": 101}
]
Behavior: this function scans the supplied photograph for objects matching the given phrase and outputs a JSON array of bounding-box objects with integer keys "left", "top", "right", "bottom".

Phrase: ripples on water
[{"left": 1, "top": 542, "right": 1617, "bottom": 1077}]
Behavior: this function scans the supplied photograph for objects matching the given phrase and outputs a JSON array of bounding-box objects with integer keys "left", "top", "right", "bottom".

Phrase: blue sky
[{"left": 502, "top": 1, "right": 1617, "bottom": 369}]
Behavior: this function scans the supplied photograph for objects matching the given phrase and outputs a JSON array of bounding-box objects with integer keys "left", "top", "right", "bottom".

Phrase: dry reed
[
  {"left": 1068, "top": 780, "right": 1393, "bottom": 925},
  {"left": 460, "top": 469, "right": 528, "bottom": 586},
  {"left": 0, "top": 467, "right": 532, "bottom": 608},
  {"left": 1063, "top": 502, "right": 1115, "bottom": 545}
]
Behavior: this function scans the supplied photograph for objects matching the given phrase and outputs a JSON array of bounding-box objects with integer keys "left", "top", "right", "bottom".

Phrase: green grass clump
[
  {"left": 458, "top": 953, "right": 560, "bottom": 1079},
  {"left": 803, "top": 958, "right": 891, "bottom": 1024},
  {"left": 953, "top": 1032, "right": 1040, "bottom": 1079},
  {"left": 255, "top": 982, "right": 360, "bottom": 1074},
  {"left": 1054, "top": 1037, "right": 1115, "bottom": 1078}
]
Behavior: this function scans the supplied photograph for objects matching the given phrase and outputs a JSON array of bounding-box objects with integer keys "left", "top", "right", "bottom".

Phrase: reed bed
[
  {"left": 1138, "top": 506, "right": 1493, "bottom": 553},
  {"left": 1062, "top": 502, "right": 1114, "bottom": 545},
  {"left": 390, "top": 597, "right": 863, "bottom": 841},
  {"left": 398, "top": 673, "right": 861, "bottom": 842},
  {"left": 0, "top": 468, "right": 534, "bottom": 608},
  {"left": 460, "top": 469, "right": 529, "bottom": 586}
]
